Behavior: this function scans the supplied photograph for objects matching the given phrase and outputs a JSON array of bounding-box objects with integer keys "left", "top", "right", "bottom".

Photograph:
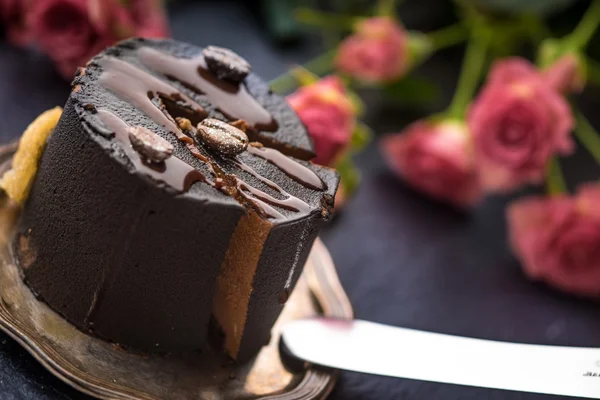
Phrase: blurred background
[{"left": 2, "top": 1, "right": 600, "bottom": 399}]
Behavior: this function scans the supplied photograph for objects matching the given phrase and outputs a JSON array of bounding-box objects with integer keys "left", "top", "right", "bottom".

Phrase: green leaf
[
  {"left": 351, "top": 122, "right": 372, "bottom": 151},
  {"left": 383, "top": 76, "right": 441, "bottom": 107},
  {"left": 335, "top": 154, "right": 361, "bottom": 195}
]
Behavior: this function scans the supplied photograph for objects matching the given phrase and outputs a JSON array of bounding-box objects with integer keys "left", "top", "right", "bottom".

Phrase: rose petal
[{"left": 468, "top": 60, "right": 575, "bottom": 193}]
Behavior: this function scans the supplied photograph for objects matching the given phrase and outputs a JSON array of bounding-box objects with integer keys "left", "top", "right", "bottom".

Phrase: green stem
[
  {"left": 447, "top": 32, "right": 489, "bottom": 119},
  {"left": 574, "top": 109, "right": 600, "bottom": 164},
  {"left": 426, "top": 24, "right": 468, "bottom": 51},
  {"left": 295, "top": 8, "right": 361, "bottom": 31},
  {"left": 454, "top": 0, "right": 484, "bottom": 26},
  {"left": 566, "top": 0, "right": 600, "bottom": 50},
  {"left": 546, "top": 157, "right": 568, "bottom": 195},
  {"left": 270, "top": 20, "right": 466, "bottom": 95},
  {"left": 375, "top": 0, "right": 397, "bottom": 17},
  {"left": 269, "top": 49, "right": 337, "bottom": 94}
]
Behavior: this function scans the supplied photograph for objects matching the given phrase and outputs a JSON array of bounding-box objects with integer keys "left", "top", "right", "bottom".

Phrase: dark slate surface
[{"left": 1, "top": 0, "right": 600, "bottom": 399}]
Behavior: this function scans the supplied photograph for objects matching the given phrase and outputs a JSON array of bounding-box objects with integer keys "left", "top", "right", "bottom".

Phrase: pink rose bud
[
  {"left": 287, "top": 76, "right": 355, "bottom": 166},
  {"left": 508, "top": 184, "right": 600, "bottom": 299},
  {"left": 335, "top": 17, "right": 408, "bottom": 83},
  {"left": 542, "top": 54, "right": 585, "bottom": 94},
  {"left": 380, "top": 120, "right": 482, "bottom": 207},
  {"left": 0, "top": 0, "right": 31, "bottom": 45},
  {"left": 468, "top": 57, "right": 574, "bottom": 193}
]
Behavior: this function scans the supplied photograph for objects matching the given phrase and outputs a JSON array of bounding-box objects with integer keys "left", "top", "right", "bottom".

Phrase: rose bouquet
[
  {"left": 272, "top": 0, "right": 600, "bottom": 299},
  {"left": 0, "top": 0, "right": 170, "bottom": 79}
]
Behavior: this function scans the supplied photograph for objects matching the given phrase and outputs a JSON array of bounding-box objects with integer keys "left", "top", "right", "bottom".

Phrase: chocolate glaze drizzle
[
  {"left": 234, "top": 160, "right": 311, "bottom": 213},
  {"left": 237, "top": 183, "right": 285, "bottom": 220},
  {"left": 247, "top": 145, "right": 324, "bottom": 191},
  {"left": 95, "top": 48, "right": 325, "bottom": 221},
  {"left": 97, "top": 57, "right": 206, "bottom": 143},
  {"left": 138, "top": 47, "right": 278, "bottom": 132},
  {"left": 96, "top": 110, "right": 206, "bottom": 192}
]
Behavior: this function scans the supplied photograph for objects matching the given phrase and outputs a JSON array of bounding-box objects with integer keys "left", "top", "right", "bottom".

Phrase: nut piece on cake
[{"left": 128, "top": 125, "right": 174, "bottom": 162}]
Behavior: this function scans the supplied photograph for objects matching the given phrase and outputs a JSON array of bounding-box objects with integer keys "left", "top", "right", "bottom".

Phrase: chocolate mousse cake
[{"left": 11, "top": 38, "right": 338, "bottom": 362}]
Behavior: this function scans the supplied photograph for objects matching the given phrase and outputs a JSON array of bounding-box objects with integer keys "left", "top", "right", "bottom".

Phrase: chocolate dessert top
[{"left": 70, "top": 38, "right": 338, "bottom": 222}]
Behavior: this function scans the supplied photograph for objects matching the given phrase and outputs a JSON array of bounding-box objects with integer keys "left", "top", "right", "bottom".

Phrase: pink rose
[
  {"left": 29, "top": 0, "right": 98, "bottom": 67},
  {"left": 0, "top": 0, "right": 31, "bottom": 45},
  {"left": 335, "top": 17, "right": 408, "bottom": 83},
  {"left": 380, "top": 120, "right": 482, "bottom": 207},
  {"left": 508, "top": 184, "right": 600, "bottom": 298},
  {"left": 28, "top": 0, "right": 170, "bottom": 79},
  {"left": 542, "top": 54, "right": 585, "bottom": 94},
  {"left": 287, "top": 76, "right": 355, "bottom": 166},
  {"left": 468, "top": 58, "right": 574, "bottom": 192}
]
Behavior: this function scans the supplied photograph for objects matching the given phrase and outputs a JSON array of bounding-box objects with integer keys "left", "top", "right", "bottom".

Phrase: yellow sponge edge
[{"left": 0, "top": 107, "right": 63, "bottom": 205}]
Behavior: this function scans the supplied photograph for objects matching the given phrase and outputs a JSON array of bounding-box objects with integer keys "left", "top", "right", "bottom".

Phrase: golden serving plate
[{"left": 0, "top": 141, "right": 353, "bottom": 400}]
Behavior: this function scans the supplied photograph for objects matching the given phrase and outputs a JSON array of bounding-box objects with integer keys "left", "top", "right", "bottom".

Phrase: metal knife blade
[{"left": 281, "top": 318, "right": 600, "bottom": 399}]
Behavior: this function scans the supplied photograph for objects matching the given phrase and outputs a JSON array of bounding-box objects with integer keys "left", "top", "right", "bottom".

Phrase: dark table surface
[{"left": 2, "top": 1, "right": 600, "bottom": 399}]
